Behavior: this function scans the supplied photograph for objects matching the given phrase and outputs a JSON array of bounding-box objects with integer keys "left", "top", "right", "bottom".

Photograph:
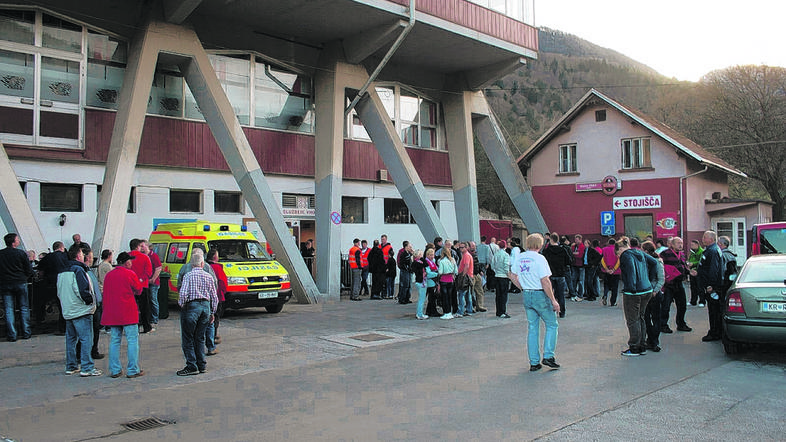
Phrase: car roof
[{"left": 743, "top": 254, "right": 786, "bottom": 264}]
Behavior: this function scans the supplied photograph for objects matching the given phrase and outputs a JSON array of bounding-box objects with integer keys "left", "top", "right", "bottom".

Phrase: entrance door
[{"left": 713, "top": 217, "right": 747, "bottom": 263}]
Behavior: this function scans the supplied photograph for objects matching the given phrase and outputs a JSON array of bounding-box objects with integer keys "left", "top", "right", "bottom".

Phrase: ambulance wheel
[{"left": 265, "top": 304, "right": 283, "bottom": 313}]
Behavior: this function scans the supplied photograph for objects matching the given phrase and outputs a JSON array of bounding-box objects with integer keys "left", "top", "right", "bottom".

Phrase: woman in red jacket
[
  {"left": 206, "top": 249, "right": 228, "bottom": 352},
  {"left": 101, "top": 252, "right": 143, "bottom": 378}
]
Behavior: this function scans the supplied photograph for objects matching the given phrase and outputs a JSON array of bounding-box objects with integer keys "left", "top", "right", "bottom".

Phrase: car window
[
  {"left": 759, "top": 227, "right": 786, "bottom": 254},
  {"left": 738, "top": 260, "right": 786, "bottom": 283}
]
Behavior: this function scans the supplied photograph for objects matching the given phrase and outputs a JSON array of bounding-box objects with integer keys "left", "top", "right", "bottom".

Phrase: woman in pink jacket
[{"left": 600, "top": 238, "right": 621, "bottom": 306}]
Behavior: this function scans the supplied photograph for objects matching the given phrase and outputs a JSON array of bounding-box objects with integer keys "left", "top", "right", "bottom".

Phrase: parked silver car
[{"left": 722, "top": 254, "right": 786, "bottom": 354}]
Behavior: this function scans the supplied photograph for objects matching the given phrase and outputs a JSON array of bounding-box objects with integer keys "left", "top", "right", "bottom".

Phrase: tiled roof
[{"left": 518, "top": 89, "right": 746, "bottom": 178}]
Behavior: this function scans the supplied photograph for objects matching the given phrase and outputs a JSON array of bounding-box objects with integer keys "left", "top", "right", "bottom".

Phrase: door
[{"left": 713, "top": 217, "right": 747, "bottom": 264}]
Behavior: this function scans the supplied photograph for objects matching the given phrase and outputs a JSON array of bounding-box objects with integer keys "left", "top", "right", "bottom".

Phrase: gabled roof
[{"left": 517, "top": 89, "right": 747, "bottom": 178}]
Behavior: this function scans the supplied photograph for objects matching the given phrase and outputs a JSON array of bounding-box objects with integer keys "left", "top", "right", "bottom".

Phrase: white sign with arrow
[{"left": 613, "top": 195, "right": 662, "bottom": 210}]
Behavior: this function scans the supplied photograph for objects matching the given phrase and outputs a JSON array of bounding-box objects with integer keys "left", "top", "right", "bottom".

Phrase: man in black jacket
[
  {"left": 0, "top": 233, "right": 33, "bottom": 341},
  {"left": 368, "top": 240, "right": 385, "bottom": 300},
  {"left": 543, "top": 233, "right": 571, "bottom": 318},
  {"left": 691, "top": 230, "right": 724, "bottom": 342}
]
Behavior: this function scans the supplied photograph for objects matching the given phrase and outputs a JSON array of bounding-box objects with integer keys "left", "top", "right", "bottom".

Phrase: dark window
[
  {"left": 342, "top": 197, "right": 366, "bottom": 224},
  {"left": 40, "top": 183, "right": 82, "bottom": 211},
  {"left": 595, "top": 110, "right": 606, "bottom": 122},
  {"left": 215, "top": 191, "right": 242, "bottom": 213},
  {"left": 170, "top": 189, "right": 201, "bottom": 212}
]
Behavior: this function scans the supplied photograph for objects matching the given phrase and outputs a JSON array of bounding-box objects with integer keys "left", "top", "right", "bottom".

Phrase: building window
[
  {"left": 342, "top": 197, "right": 366, "bottom": 224},
  {"left": 621, "top": 137, "right": 651, "bottom": 170},
  {"left": 385, "top": 198, "right": 415, "bottom": 224},
  {"left": 209, "top": 55, "right": 250, "bottom": 125},
  {"left": 595, "top": 110, "right": 606, "bottom": 122},
  {"left": 215, "top": 191, "right": 242, "bottom": 213},
  {"left": 348, "top": 84, "right": 441, "bottom": 150},
  {"left": 40, "top": 183, "right": 82, "bottom": 211},
  {"left": 86, "top": 31, "right": 127, "bottom": 110},
  {"left": 467, "top": 0, "right": 534, "bottom": 24},
  {"left": 170, "top": 189, "right": 202, "bottom": 212},
  {"left": 254, "top": 60, "right": 313, "bottom": 133},
  {"left": 559, "top": 144, "right": 577, "bottom": 173},
  {"left": 282, "top": 194, "right": 315, "bottom": 209},
  {"left": 624, "top": 215, "right": 652, "bottom": 240}
]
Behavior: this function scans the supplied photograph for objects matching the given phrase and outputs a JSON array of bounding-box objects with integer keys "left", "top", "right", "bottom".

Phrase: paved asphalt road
[{"left": 1, "top": 290, "right": 785, "bottom": 441}]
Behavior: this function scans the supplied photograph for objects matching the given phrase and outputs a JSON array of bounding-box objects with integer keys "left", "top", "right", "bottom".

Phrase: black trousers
[
  {"left": 425, "top": 286, "right": 440, "bottom": 317},
  {"left": 136, "top": 288, "right": 152, "bottom": 332},
  {"left": 371, "top": 272, "right": 385, "bottom": 298},
  {"left": 494, "top": 276, "right": 509, "bottom": 315},
  {"left": 440, "top": 282, "right": 453, "bottom": 315},
  {"left": 661, "top": 281, "right": 688, "bottom": 328},
  {"left": 645, "top": 291, "right": 662, "bottom": 347},
  {"left": 706, "top": 291, "right": 723, "bottom": 339}
]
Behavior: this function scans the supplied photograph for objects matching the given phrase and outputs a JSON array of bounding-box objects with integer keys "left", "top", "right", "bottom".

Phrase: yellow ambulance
[{"left": 149, "top": 221, "right": 292, "bottom": 313}]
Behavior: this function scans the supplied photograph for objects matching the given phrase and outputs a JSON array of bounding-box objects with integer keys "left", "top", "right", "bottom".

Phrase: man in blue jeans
[
  {"left": 0, "top": 233, "right": 33, "bottom": 342},
  {"left": 177, "top": 253, "right": 218, "bottom": 376},
  {"left": 509, "top": 233, "right": 561, "bottom": 372}
]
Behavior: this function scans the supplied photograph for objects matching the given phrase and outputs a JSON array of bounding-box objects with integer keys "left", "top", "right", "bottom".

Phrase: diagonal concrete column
[
  {"left": 94, "top": 20, "right": 320, "bottom": 303},
  {"left": 443, "top": 91, "right": 480, "bottom": 242},
  {"left": 0, "top": 144, "right": 47, "bottom": 252},
  {"left": 355, "top": 90, "right": 447, "bottom": 242},
  {"left": 92, "top": 23, "right": 158, "bottom": 255},
  {"left": 471, "top": 92, "right": 548, "bottom": 234}
]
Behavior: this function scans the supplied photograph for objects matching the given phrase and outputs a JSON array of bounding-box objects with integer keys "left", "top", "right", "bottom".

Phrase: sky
[{"left": 534, "top": 0, "right": 786, "bottom": 82}]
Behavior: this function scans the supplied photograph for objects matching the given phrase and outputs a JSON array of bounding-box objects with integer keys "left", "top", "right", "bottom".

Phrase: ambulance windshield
[{"left": 208, "top": 240, "right": 271, "bottom": 262}]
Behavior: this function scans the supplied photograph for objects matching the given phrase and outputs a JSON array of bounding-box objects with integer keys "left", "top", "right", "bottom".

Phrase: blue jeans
[
  {"left": 416, "top": 282, "right": 428, "bottom": 317},
  {"left": 149, "top": 284, "right": 160, "bottom": 324},
  {"left": 550, "top": 276, "right": 567, "bottom": 316},
  {"left": 386, "top": 276, "right": 396, "bottom": 298},
  {"left": 398, "top": 270, "right": 412, "bottom": 303},
  {"left": 180, "top": 299, "right": 210, "bottom": 371},
  {"left": 108, "top": 324, "right": 140, "bottom": 376},
  {"left": 457, "top": 288, "right": 474, "bottom": 315},
  {"left": 565, "top": 267, "right": 577, "bottom": 297},
  {"left": 205, "top": 321, "right": 215, "bottom": 351},
  {"left": 572, "top": 267, "right": 585, "bottom": 298},
  {"left": 65, "top": 315, "right": 94, "bottom": 372},
  {"left": 523, "top": 289, "right": 559, "bottom": 366},
  {"left": 3, "top": 283, "right": 31, "bottom": 340}
]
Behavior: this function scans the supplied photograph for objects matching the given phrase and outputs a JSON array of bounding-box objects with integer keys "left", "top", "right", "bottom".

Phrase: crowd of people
[{"left": 0, "top": 232, "right": 228, "bottom": 378}]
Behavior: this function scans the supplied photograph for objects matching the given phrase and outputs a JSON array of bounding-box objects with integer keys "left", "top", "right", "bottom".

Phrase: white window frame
[
  {"left": 558, "top": 143, "right": 577, "bottom": 173},
  {"left": 621, "top": 137, "right": 651, "bottom": 170}
]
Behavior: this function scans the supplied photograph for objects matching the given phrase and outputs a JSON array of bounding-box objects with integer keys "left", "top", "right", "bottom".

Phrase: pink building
[{"left": 518, "top": 89, "right": 773, "bottom": 262}]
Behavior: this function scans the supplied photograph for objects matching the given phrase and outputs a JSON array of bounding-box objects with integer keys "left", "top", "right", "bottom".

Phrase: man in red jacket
[{"left": 101, "top": 252, "right": 144, "bottom": 378}]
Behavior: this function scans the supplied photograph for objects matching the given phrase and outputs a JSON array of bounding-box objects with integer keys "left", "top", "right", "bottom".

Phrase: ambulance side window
[
  {"left": 150, "top": 243, "right": 167, "bottom": 262},
  {"left": 192, "top": 243, "right": 207, "bottom": 259},
  {"left": 166, "top": 242, "right": 190, "bottom": 264}
]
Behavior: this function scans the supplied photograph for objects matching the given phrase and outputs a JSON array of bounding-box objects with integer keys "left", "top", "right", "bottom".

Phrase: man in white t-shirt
[{"left": 509, "top": 233, "right": 561, "bottom": 372}]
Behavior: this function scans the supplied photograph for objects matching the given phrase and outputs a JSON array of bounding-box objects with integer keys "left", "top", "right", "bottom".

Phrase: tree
[{"left": 695, "top": 66, "right": 786, "bottom": 221}]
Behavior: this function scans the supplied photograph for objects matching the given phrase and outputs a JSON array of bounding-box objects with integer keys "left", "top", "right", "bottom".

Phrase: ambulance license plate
[{"left": 257, "top": 291, "right": 278, "bottom": 299}]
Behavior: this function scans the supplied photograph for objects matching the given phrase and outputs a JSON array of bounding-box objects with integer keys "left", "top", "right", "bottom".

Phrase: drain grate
[
  {"left": 349, "top": 333, "right": 394, "bottom": 342},
  {"left": 121, "top": 417, "right": 174, "bottom": 432}
]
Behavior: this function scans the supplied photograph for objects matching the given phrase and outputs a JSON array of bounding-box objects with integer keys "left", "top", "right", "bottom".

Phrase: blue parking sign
[{"left": 601, "top": 211, "right": 615, "bottom": 236}]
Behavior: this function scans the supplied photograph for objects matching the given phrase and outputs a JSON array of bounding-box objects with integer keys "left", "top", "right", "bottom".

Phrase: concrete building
[
  {"left": 0, "top": 0, "right": 546, "bottom": 302},
  {"left": 518, "top": 89, "right": 773, "bottom": 263}
]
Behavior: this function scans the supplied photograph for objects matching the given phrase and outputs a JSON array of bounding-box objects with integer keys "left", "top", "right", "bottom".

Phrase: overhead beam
[
  {"left": 343, "top": 20, "right": 408, "bottom": 65},
  {"left": 463, "top": 57, "right": 526, "bottom": 91},
  {"left": 163, "top": 0, "right": 202, "bottom": 24}
]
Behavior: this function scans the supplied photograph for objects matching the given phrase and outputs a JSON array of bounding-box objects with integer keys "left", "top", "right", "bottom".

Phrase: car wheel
[
  {"left": 265, "top": 304, "right": 284, "bottom": 313},
  {"left": 722, "top": 334, "right": 740, "bottom": 355}
]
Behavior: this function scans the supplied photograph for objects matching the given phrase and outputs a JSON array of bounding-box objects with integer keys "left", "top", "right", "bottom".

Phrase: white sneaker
[
  {"left": 80, "top": 368, "right": 103, "bottom": 377},
  {"left": 440, "top": 313, "right": 453, "bottom": 320},
  {"left": 698, "top": 303, "right": 705, "bottom": 307},
  {"left": 416, "top": 315, "right": 429, "bottom": 320},
  {"left": 574, "top": 296, "right": 583, "bottom": 302},
  {"left": 65, "top": 368, "right": 79, "bottom": 375}
]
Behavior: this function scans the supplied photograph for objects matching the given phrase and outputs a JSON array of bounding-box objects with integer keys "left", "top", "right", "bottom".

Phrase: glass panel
[
  {"left": 642, "top": 138, "right": 651, "bottom": 167},
  {"left": 420, "top": 127, "right": 436, "bottom": 148},
  {"left": 420, "top": 99, "right": 436, "bottom": 125},
  {"left": 737, "top": 222, "right": 745, "bottom": 246},
  {"left": 570, "top": 145, "right": 577, "bottom": 172},
  {"left": 0, "top": 10, "right": 34, "bottom": 45},
  {"left": 342, "top": 197, "right": 365, "bottom": 223},
  {"left": 624, "top": 215, "right": 652, "bottom": 241},
  {"left": 376, "top": 86, "right": 395, "bottom": 119},
  {"left": 351, "top": 113, "right": 369, "bottom": 139},
  {"left": 254, "top": 63, "right": 312, "bottom": 132},
  {"left": 400, "top": 91, "right": 419, "bottom": 122},
  {"left": 401, "top": 122, "right": 418, "bottom": 145},
  {"left": 0, "top": 50, "right": 34, "bottom": 98},
  {"left": 42, "top": 14, "right": 82, "bottom": 53},
  {"left": 87, "top": 32, "right": 127, "bottom": 63},
  {"left": 41, "top": 57, "right": 80, "bottom": 104},
  {"left": 148, "top": 70, "right": 183, "bottom": 117},
  {"left": 86, "top": 62, "right": 124, "bottom": 109},
  {"left": 215, "top": 192, "right": 241, "bottom": 213},
  {"left": 384, "top": 199, "right": 414, "bottom": 224},
  {"left": 488, "top": 0, "right": 507, "bottom": 13},
  {"left": 622, "top": 140, "right": 631, "bottom": 169},
  {"left": 211, "top": 55, "right": 249, "bottom": 125},
  {"left": 170, "top": 190, "right": 201, "bottom": 212},
  {"left": 716, "top": 221, "right": 733, "bottom": 240},
  {"left": 40, "top": 110, "right": 78, "bottom": 139},
  {"left": 633, "top": 139, "right": 641, "bottom": 168},
  {"left": 183, "top": 83, "right": 204, "bottom": 120},
  {"left": 40, "top": 183, "right": 82, "bottom": 211}
]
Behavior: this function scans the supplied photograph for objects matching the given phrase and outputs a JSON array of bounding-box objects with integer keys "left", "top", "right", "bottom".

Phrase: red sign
[
  {"left": 655, "top": 212, "right": 679, "bottom": 237},
  {"left": 602, "top": 175, "right": 618, "bottom": 196}
]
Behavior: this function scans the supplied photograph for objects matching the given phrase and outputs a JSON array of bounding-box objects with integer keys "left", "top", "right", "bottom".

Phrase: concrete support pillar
[
  {"left": 313, "top": 54, "right": 353, "bottom": 299},
  {"left": 355, "top": 90, "right": 447, "bottom": 242},
  {"left": 92, "top": 23, "right": 158, "bottom": 255},
  {"left": 95, "top": 20, "right": 321, "bottom": 303},
  {"left": 443, "top": 91, "right": 480, "bottom": 242},
  {"left": 471, "top": 92, "right": 548, "bottom": 234},
  {"left": 0, "top": 144, "right": 47, "bottom": 252}
]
